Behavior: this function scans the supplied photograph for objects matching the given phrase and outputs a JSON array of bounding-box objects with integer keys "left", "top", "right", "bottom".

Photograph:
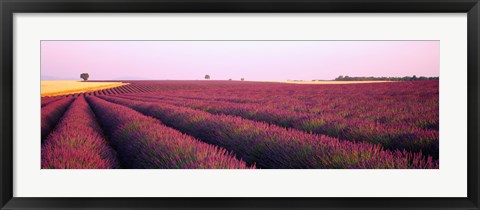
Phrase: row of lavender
[
  {"left": 116, "top": 82, "right": 439, "bottom": 158},
  {"left": 141, "top": 81, "right": 438, "bottom": 130},
  {"left": 86, "top": 96, "right": 252, "bottom": 169},
  {"left": 158, "top": 82, "right": 439, "bottom": 131},
  {"left": 118, "top": 94, "right": 438, "bottom": 158},
  {"left": 100, "top": 95, "right": 438, "bottom": 169},
  {"left": 42, "top": 97, "right": 120, "bottom": 169},
  {"left": 162, "top": 82, "right": 439, "bottom": 130},
  {"left": 41, "top": 95, "right": 252, "bottom": 169}
]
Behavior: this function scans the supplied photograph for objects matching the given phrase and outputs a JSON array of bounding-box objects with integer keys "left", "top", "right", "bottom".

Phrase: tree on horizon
[
  {"left": 205, "top": 74, "right": 210, "bottom": 80},
  {"left": 80, "top": 73, "right": 89, "bottom": 81}
]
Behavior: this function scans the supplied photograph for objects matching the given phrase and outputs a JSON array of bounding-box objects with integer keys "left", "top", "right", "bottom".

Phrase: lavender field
[{"left": 41, "top": 80, "right": 439, "bottom": 169}]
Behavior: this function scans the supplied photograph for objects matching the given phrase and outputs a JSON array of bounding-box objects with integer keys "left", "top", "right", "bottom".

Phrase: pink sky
[{"left": 41, "top": 41, "right": 439, "bottom": 81}]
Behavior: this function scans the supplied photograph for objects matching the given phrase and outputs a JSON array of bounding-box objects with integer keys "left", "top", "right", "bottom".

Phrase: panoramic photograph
[{"left": 40, "top": 40, "right": 439, "bottom": 169}]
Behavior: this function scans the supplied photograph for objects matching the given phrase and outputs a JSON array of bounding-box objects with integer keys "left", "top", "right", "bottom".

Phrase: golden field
[{"left": 41, "top": 80, "right": 126, "bottom": 97}]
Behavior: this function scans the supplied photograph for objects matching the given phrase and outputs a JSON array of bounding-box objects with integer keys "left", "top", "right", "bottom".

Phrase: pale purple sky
[{"left": 41, "top": 41, "right": 439, "bottom": 81}]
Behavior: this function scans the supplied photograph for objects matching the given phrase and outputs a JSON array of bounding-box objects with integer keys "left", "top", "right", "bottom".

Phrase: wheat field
[{"left": 41, "top": 80, "right": 126, "bottom": 97}]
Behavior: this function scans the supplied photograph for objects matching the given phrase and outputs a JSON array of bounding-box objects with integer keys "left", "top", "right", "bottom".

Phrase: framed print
[{"left": 1, "top": 0, "right": 479, "bottom": 209}]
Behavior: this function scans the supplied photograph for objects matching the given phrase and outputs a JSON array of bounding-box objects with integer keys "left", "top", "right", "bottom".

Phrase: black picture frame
[{"left": 1, "top": 0, "right": 479, "bottom": 209}]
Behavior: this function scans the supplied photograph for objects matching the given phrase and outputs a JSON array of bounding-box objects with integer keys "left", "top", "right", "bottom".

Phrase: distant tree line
[
  {"left": 204, "top": 74, "right": 245, "bottom": 81},
  {"left": 333, "top": 75, "right": 439, "bottom": 81}
]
